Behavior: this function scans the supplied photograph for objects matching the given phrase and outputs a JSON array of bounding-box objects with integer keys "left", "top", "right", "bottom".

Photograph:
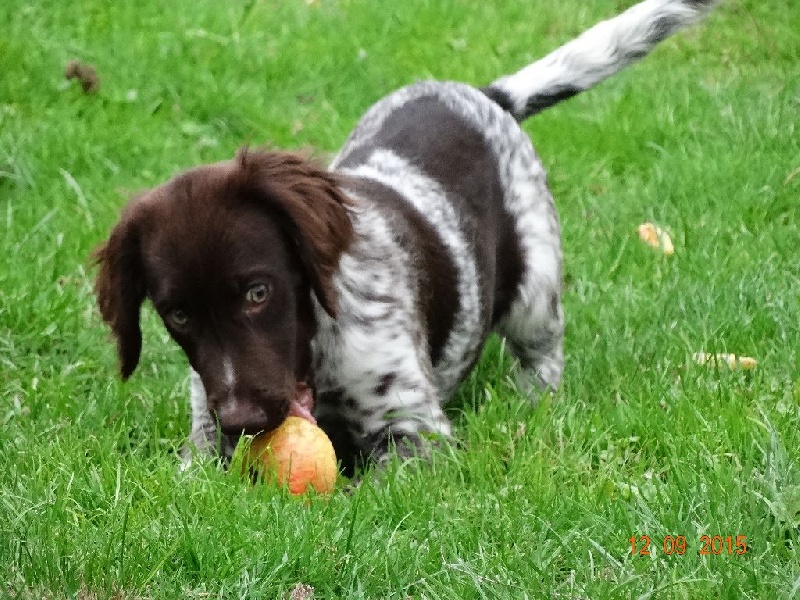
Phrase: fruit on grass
[{"left": 247, "top": 417, "right": 337, "bottom": 495}]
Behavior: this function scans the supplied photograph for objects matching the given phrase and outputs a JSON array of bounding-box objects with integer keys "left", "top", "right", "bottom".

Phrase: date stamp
[{"left": 629, "top": 535, "right": 748, "bottom": 556}]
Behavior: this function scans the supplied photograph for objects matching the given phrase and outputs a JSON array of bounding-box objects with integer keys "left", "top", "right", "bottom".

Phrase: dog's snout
[{"left": 215, "top": 400, "right": 278, "bottom": 436}]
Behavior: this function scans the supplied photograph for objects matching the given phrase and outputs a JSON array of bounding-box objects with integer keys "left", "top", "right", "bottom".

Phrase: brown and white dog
[{"left": 94, "top": 0, "right": 717, "bottom": 472}]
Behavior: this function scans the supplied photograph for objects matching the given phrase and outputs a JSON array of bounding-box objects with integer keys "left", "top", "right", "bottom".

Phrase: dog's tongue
[{"left": 288, "top": 382, "right": 316, "bottom": 425}]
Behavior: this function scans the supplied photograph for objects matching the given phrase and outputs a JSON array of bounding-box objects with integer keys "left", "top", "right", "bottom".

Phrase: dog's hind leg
[{"left": 497, "top": 288, "right": 565, "bottom": 394}]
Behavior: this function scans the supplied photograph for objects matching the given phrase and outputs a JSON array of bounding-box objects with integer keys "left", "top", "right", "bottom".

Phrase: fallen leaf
[
  {"left": 637, "top": 222, "right": 674, "bottom": 255},
  {"left": 286, "top": 583, "right": 314, "bottom": 600},
  {"left": 64, "top": 59, "right": 100, "bottom": 94},
  {"left": 693, "top": 352, "right": 757, "bottom": 370}
]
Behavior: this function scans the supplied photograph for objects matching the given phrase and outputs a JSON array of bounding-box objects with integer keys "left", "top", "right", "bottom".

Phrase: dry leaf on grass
[
  {"left": 693, "top": 352, "right": 757, "bottom": 370},
  {"left": 286, "top": 583, "right": 314, "bottom": 600},
  {"left": 65, "top": 59, "right": 100, "bottom": 94},
  {"left": 637, "top": 222, "right": 674, "bottom": 255}
]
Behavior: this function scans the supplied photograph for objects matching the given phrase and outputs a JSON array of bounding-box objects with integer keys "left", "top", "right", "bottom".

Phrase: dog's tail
[{"left": 482, "top": 0, "right": 718, "bottom": 121}]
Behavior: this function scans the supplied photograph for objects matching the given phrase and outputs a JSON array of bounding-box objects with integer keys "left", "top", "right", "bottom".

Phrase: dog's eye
[
  {"left": 245, "top": 283, "right": 271, "bottom": 305},
  {"left": 168, "top": 309, "right": 189, "bottom": 329}
]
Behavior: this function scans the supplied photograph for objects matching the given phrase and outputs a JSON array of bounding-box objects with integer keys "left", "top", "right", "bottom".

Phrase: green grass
[{"left": 2, "top": 0, "right": 799, "bottom": 597}]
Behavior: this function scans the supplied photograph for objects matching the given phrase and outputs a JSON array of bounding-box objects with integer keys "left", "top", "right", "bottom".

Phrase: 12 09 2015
[{"left": 629, "top": 535, "right": 748, "bottom": 556}]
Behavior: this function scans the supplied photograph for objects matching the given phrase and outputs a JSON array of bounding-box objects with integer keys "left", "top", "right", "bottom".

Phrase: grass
[{"left": 1, "top": 0, "right": 799, "bottom": 597}]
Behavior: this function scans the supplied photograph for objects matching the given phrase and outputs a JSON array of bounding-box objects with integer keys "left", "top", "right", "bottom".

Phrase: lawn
[{"left": 1, "top": 0, "right": 799, "bottom": 597}]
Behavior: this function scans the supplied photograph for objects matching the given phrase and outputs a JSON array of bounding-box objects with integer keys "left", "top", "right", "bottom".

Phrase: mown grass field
[{"left": 2, "top": 0, "right": 799, "bottom": 597}]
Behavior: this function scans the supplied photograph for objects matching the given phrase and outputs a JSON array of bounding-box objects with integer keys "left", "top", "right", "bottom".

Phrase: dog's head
[{"left": 94, "top": 149, "right": 352, "bottom": 435}]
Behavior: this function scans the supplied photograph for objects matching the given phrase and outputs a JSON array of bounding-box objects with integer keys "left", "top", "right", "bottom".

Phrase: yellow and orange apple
[{"left": 246, "top": 417, "right": 337, "bottom": 495}]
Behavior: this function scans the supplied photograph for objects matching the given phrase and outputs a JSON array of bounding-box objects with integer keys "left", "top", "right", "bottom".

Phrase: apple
[{"left": 247, "top": 417, "right": 337, "bottom": 495}]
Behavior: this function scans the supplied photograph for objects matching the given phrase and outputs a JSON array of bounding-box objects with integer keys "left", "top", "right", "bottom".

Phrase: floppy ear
[
  {"left": 237, "top": 149, "right": 354, "bottom": 317},
  {"left": 92, "top": 206, "right": 147, "bottom": 379}
]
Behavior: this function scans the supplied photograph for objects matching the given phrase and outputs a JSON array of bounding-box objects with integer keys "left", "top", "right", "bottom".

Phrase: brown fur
[
  {"left": 93, "top": 200, "right": 146, "bottom": 379},
  {"left": 94, "top": 150, "right": 353, "bottom": 434},
  {"left": 233, "top": 149, "right": 354, "bottom": 317}
]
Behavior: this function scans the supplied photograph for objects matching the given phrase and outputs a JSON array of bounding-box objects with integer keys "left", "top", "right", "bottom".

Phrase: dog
[{"left": 94, "top": 0, "right": 717, "bottom": 473}]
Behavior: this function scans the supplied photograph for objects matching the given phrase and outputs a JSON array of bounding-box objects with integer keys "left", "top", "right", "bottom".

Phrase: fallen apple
[{"left": 247, "top": 417, "right": 337, "bottom": 495}]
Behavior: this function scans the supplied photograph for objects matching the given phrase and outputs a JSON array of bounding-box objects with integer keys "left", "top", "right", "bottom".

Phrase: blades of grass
[{"left": 59, "top": 168, "right": 94, "bottom": 227}]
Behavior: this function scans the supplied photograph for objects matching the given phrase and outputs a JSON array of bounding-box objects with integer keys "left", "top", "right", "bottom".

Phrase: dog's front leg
[
  {"left": 318, "top": 376, "right": 452, "bottom": 475},
  {"left": 179, "top": 369, "right": 236, "bottom": 470},
  {"left": 362, "top": 399, "right": 451, "bottom": 467}
]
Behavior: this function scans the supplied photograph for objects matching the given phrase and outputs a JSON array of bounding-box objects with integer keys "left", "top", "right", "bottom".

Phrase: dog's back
[{"left": 311, "top": 0, "right": 719, "bottom": 464}]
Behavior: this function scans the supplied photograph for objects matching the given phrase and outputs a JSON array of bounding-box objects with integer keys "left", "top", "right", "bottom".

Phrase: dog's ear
[
  {"left": 92, "top": 204, "right": 147, "bottom": 379},
  {"left": 237, "top": 149, "right": 354, "bottom": 317}
]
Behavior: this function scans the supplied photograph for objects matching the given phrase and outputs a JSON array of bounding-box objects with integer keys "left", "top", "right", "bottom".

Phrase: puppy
[{"left": 94, "top": 0, "right": 717, "bottom": 472}]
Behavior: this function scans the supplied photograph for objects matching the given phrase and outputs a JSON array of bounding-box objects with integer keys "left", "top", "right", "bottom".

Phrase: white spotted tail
[{"left": 483, "top": 0, "right": 719, "bottom": 121}]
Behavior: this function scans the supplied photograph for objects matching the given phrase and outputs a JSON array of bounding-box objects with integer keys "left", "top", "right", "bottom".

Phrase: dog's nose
[{"left": 215, "top": 401, "right": 274, "bottom": 436}]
